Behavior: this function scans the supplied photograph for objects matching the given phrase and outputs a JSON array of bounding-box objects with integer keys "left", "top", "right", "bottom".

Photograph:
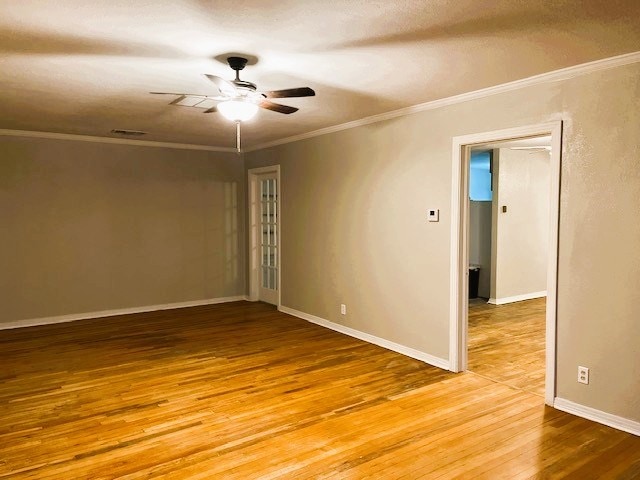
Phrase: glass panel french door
[{"left": 259, "top": 176, "right": 278, "bottom": 304}]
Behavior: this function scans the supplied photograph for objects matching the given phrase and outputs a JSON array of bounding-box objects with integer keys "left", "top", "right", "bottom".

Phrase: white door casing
[
  {"left": 449, "top": 121, "right": 562, "bottom": 407},
  {"left": 248, "top": 166, "right": 281, "bottom": 306}
]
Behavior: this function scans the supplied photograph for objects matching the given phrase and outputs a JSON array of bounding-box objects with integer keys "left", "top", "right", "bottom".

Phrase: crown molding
[
  {"left": 245, "top": 51, "right": 640, "bottom": 153},
  {"left": 0, "top": 129, "right": 238, "bottom": 153}
]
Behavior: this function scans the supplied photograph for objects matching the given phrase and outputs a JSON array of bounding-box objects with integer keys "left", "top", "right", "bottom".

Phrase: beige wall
[
  {"left": 0, "top": 137, "right": 245, "bottom": 323},
  {"left": 246, "top": 62, "right": 640, "bottom": 422},
  {"left": 493, "top": 148, "right": 550, "bottom": 302}
]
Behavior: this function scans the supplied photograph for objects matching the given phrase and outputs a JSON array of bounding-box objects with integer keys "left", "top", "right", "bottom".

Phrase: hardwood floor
[
  {"left": 468, "top": 297, "right": 546, "bottom": 396},
  {"left": 1, "top": 301, "right": 638, "bottom": 479}
]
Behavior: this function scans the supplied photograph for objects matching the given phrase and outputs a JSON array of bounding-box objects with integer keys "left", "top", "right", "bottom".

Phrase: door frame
[
  {"left": 248, "top": 165, "right": 281, "bottom": 306},
  {"left": 449, "top": 121, "right": 562, "bottom": 406}
]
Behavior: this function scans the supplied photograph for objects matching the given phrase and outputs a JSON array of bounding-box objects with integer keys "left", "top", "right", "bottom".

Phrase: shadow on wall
[{"left": 225, "top": 181, "right": 239, "bottom": 289}]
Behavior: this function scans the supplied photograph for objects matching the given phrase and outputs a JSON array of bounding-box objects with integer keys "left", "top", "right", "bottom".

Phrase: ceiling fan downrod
[{"left": 227, "top": 56, "right": 248, "bottom": 82}]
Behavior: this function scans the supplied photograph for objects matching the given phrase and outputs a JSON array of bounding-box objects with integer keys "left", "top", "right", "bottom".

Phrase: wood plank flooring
[
  {"left": 1, "top": 301, "right": 638, "bottom": 479},
  {"left": 468, "top": 298, "right": 546, "bottom": 396}
]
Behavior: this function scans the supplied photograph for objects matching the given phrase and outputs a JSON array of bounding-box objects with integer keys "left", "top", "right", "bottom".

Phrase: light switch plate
[{"left": 428, "top": 209, "right": 439, "bottom": 222}]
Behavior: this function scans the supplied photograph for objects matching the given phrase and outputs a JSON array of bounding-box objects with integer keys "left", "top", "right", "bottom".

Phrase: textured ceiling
[{"left": 1, "top": 0, "right": 639, "bottom": 150}]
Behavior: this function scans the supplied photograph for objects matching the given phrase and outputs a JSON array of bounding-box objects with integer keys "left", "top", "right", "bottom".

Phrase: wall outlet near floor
[
  {"left": 578, "top": 366, "right": 589, "bottom": 385},
  {"left": 340, "top": 304, "right": 347, "bottom": 315}
]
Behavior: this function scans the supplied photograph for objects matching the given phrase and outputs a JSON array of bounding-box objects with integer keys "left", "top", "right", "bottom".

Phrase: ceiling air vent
[{"left": 110, "top": 129, "right": 147, "bottom": 136}]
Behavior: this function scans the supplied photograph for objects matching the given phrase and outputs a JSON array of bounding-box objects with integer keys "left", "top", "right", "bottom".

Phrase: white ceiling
[{"left": 1, "top": 1, "right": 639, "bottom": 150}]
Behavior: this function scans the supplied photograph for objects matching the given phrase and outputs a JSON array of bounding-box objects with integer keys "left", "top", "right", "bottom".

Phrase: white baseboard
[
  {"left": 1, "top": 296, "right": 248, "bottom": 330},
  {"left": 554, "top": 397, "right": 640, "bottom": 436},
  {"left": 488, "top": 291, "right": 547, "bottom": 305},
  {"left": 279, "top": 305, "right": 450, "bottom": 371}
]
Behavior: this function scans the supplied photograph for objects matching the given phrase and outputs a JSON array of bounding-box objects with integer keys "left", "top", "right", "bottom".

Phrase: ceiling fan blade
[
  {"left": 259, "top": 100, "right": 299, "bottom": 114},
  {"left": 204, "top": 74, "right": 237, "bottom": 97},
  {"left": 169, "top": 95, "right": 189, "bottom": 105},
  {"left": 264, "top": 87, "right": 315, "bottom": 98}
]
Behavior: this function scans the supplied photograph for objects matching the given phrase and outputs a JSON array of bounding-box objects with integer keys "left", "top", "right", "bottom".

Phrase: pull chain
[{"left": 236, "top": 121, "right": 241, "bottom": 153}]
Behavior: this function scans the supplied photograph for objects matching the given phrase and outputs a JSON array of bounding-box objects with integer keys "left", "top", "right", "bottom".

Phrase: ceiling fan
[{"left": 151, "top": 56, "right": 315, "bottom": 121}]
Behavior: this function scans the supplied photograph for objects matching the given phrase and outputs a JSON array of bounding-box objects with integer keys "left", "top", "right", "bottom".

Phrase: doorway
[
  {"left": 248, "top": 166, "right": 281, "bottom": 306},
  {"left": 468, "top": 138, "right": 551, "bottom": 397},
  {"left": 449, "top": 122, "right": 561, "bottom": 406}
]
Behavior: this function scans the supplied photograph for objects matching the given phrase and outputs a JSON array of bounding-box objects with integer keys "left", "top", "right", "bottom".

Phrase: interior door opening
[
  {"left": 450, "top": 122, "right": 561, "bottom": 406},
  {"left": 467, "top": 137, "right": 552, "bottom": 398}
]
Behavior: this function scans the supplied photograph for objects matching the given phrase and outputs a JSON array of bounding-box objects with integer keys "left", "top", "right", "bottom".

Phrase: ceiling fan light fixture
[{"left": 217, "top": 99, "right": 259, "bottom": 122}]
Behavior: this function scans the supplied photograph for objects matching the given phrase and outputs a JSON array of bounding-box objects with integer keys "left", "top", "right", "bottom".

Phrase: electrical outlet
[
  {"left": 578, "top": 366, "right": 589, "bottom": 385},
  {"left": 340, "top": 304, "right": 346, "bottom": 315}
]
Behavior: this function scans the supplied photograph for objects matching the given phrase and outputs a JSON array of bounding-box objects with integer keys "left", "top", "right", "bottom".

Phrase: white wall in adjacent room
[{"left": 492, "top": 148, "right": 550, "bottom": 303}]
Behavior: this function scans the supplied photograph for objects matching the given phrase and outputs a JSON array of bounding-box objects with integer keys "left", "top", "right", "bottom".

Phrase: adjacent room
[
  {"left": 467, "top": 137, "right": 552, "bottom": 397},
  {"left": 1, "top": 1, "right": 639, "bottom": 478}
]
